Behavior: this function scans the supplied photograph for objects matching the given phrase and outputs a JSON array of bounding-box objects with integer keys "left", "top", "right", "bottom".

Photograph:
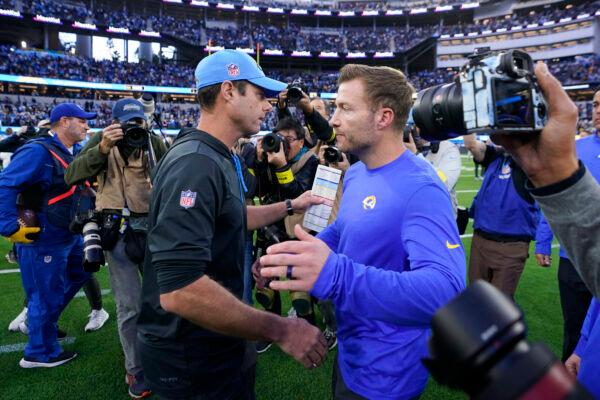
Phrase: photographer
[
  {"left": 277, "top": 83, "right": 335, "bottom": 147},
  {"left": 0, "top": 103, "right": 97, "bottom": 368},
  {"left": 65, "top": 98, "right": 167, "bottom": 398},
  {"left": 251, "top": 117, "right": 320, "bottom": 351},
  {"left": 491, "top": 62, "right": 600, "bottom": 399}
]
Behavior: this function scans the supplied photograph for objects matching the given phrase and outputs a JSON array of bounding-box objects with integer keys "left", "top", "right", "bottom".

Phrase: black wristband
[
  {"left": 527, "top": 161, "right": 586, "bottom": 197},
  {"left": 285, "top": 199, "right": 294, "bottom": 216}
]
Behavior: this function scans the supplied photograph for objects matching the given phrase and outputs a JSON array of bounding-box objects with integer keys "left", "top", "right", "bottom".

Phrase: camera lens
[
  {"left": 122, "top": 123, "right": 148, "bottom": 148},
  {"left": 82, "top": 221, "right": 105, "bottom": 272},
  {"left": 262, "top": 132, "right": 281, "bottom": 153},
  {"left": 412, "top": 82, "right": 465, "bottom": 141},
  {"left": 324, "top": 147, "right": 343, "bottom": 164}
]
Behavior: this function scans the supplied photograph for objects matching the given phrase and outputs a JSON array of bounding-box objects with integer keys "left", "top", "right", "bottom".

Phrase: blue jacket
[
  {"left": 313, "top": 151, "right": 466, "bottom": 400},
  {"left": 535, "top": 134, "right": 600, "bottom": 258},
  {"left": 471, "top": 146, "right": 539, "bottom": 239},
  {"left": 574, "top": 298, "right": 600, "bottom": 398},
  {"left": 0, "top": 134, "right": 83, "bottom": 244}
]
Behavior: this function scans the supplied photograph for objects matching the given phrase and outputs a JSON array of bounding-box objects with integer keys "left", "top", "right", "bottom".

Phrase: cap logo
[
  {"left": 123, "top": 104, "right": 141, "bottom": 111},
  {"left": 227, "top": 63, "right": 240, "bottom": 77}
]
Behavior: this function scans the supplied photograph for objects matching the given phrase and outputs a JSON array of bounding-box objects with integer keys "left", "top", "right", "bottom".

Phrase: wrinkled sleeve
[
  {"left": 534, "top": 213, "right": 553, "bottom": 255},
  {"left": 311, "top": 184, "right": 466, "bottom": 327},
  {"left": 149, "top": 154, "right": 224, "bottom": 294}
]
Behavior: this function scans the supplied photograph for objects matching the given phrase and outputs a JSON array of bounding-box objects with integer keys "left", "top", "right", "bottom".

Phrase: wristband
[
  {"left": 275, "top": 167, "right": 294, "bottom": 184},
  {"left": 285, "top": 199, "right": 294, "bottom": 216}
]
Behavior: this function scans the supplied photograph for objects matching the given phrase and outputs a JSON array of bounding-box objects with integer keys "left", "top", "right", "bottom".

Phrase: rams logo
[{"left": 362, "top": 195, "right": 376, "bottom": 210}]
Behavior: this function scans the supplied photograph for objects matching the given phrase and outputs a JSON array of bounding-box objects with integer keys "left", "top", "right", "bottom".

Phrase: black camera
[
  {"left": 412, "top": 48, "right": 547, "bottom": 141},
  {"left": 70, "top": 210, "right": 105, "bottom": 273},
  {"left": 262, "top": 132, "right": 290, "bottom": 157},
  {"left": 121, "top": 120, "right": 149, "bottom": 149},
  {"left": 323, "top": 146, "right": 343, "bottom": 164},
  {"left": 423, "top": 281, "right": 591, "bottom": 400},
  {"left": 287, "top": 78, "right": 308, "bottom": 103}
]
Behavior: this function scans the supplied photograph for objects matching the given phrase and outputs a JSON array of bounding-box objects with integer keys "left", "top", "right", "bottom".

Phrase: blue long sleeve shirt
[
  {"left": 312, "top": 151, "right": 466, "bottom": 400},
  {"left": 534, "top": 134, "right": 600, "bottom": 259},
  {"left": 574, "top": 298, "right": 600, "bottom": 398},
  {"left": 0, "top": 134, "right": 81, "bottom": 243}
]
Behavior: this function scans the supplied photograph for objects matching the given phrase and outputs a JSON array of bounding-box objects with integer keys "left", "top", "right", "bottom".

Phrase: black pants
[
  {"left": 558, "top": 257, "right": 592, "bottom": 361},
  {"left": 141, "top": 336, "right": 255, "bottom": 400}
]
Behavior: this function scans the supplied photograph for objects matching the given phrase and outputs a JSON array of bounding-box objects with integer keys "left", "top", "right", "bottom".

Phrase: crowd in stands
[
  {"left": 14, "top": 0, "right": 597, "bottom": 53},
  {"left": 2, "top": 45, "right": 599, "bottom": 92},
  {"left": 442, "top": 0, "right": 599, "bottom": 36}
]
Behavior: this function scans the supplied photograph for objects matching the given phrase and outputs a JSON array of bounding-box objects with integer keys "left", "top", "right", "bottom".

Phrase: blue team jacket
[{"left": 0, "top": 134, "right": 83, "bottom": 244}]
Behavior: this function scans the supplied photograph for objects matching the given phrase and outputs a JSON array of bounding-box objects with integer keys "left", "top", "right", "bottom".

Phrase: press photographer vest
[
  {"left": 96, "top": 147, "right": 151, "bottom": 214},
  {"left": 18, "top": 139, "right": 90, "bottom": 230}
]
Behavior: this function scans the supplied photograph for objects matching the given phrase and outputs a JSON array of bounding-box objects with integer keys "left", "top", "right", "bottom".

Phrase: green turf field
[{"left": 0, "top": 156, "right": 563, "bottom": 399}]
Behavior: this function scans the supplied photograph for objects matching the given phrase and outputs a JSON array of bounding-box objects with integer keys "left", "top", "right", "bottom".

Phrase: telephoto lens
[
  {"left": 82, "top": 220, "right": 105, "bottom": 273},
  {"left": 323, "top": 146, "right": 343, "bottom": 164},
  {"left": 423, "top": 281, "right": 592, "bottom": 400}
]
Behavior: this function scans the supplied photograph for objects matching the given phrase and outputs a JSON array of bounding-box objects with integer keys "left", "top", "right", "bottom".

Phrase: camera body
[
  {"left": 262, "top": 132, "right": 290, "bottom": 158},
  {"left": 287, "top": 78, "right": 308, "bottom": 104},
  {"left": 412, "top": 49, "right": 547, "bottom": 141},
  {"left": 120, "top": 120, "right": 149, "bottom": 149}
]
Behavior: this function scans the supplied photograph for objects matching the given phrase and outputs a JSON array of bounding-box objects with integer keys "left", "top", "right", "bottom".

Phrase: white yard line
[
  {"left": 0, "top": 269, "right": 20, "bottom": 274},
  {"left": 0, "top": 337, "right": 76, "bottom": 354}
]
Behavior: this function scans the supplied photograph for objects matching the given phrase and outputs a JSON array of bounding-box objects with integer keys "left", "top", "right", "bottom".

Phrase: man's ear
[
  {"left": 375, "top": 107, "right": 395, "bottom": 131},
  {"left": 220, "top": 81, "right": 235, "bottom": 103}
]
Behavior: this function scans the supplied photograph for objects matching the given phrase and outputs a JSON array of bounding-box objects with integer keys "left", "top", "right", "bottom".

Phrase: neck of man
[
  {"left": 54, "top": 130, "right": 75, "bottom": 149},
  {"left": 359, "top": 130, "right": 407, "bottom": 169},
  {"left": 197, "top": 111, "right": 244, "bottom": 150}
]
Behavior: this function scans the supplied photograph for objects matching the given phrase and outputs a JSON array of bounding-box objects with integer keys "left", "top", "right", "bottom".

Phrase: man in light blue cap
[{"left": 137, "top": 49, "right": 328, "bottom": 399}]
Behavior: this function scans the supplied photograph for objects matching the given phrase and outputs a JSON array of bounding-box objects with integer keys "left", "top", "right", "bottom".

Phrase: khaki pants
[{"left": 468, "top": 232, "right": 530, "bottom": 299}]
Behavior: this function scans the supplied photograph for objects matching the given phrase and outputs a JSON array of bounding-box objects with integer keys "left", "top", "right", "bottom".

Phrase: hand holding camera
[
  {"left": 99, "top": 123, "right": 124, "bottom": 155},
  {"left": 318, "top": 145, "right": 349, "bottom": 171}
]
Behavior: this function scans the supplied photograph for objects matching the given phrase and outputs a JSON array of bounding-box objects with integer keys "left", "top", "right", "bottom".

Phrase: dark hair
[
  {"left": 196, "top": 80, "right": 248, "bottom": 111},
  {"left": 274, "top": 117, "right": 304, "bottom": 140}
]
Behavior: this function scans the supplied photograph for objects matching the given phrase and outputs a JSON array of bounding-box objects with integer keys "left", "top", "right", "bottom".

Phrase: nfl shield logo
[
  {"left": 227, "top": 63, "right": 240, "bottom": 77},
  {"left": 180, "top": 190, "right": 197, "bottom": 209}
]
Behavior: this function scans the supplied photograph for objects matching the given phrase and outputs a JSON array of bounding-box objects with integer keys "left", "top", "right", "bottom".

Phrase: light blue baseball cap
[{"left": 195, "top": 50, "right": 287, "bottom": 97}]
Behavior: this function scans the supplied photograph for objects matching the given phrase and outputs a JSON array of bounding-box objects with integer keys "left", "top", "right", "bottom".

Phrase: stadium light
[
  {"left": 0, "top": 9, "right": 22, "bottom": 18},
  {"left": 72, "top": 21, "right": 97, "bottom": 31},
  {"left": 291, "top": 51, "right": 312, "bottom": 57},
  {"left": 140, "top": 30, "right": 161, "bottom": 38},
  {"left": 362, "top": 10, "right": 378, "bottom": 16},
  {"left": 461, "top": 2, "right": 479, "bottom": 9},
  {"left": 347, "top": 52, "right": 367, "bottom": 58},
  {"left": 263, "top": 49, "right": 283, "bottom": 56},
  {"left": 20, "top": 41, "right": 26, "bottom": 49},
  {"left": 338, "top": 11, "right": 355, "bottom": 17},
  {"left": 107, "top": 26, "right": 131, "bottom": 34},
  {"left": 410, "top": 8, "right": 427, "bottom": 14},
  {"left": 435, "top": 5, "right": 453, "bottom": 12},
  {"left": 542, "top": 21, "right": 555, "bottom": 26},
  {"left": 162, "top": 0, "right": 183, "bottom": 3},
  {"left": 319, "top": 51, "right": 339, "bottom": 58},
  {"left": 217, "top": 3, "right": 234, "bottom": 9},
  {"left": 242, "top": 5, "right": 259, "bottom": 12},
  {"left": 190, "top": 0, "right": 209, "bottom": 6},
  {"left": 576, "top": 13, "right": 590, "bottom": 19},
  {"left": 315, "top": 10, "right": 332, "bottom": 16},
  {"left": 385, "top": 10, "right": 403, "bottom": 15},
  {"left": 267, "top": 7, "right": 284, "bottom": 13},
  {"left": 33, "top": 15, "right": 61, "bottom": 24},
  {"left": 291, "top": 9, "right": 308, "bottom": 15},
  {"left": 559, "top": 17, "right": 572, "bottom": 22},
  {"left": 374, "top": 51, "right": 394, "bottom": 58}
]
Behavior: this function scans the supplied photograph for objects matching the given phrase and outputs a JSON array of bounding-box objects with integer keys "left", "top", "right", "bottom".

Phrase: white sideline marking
[
  {"left": 74, "top": 289, "right": 111, "bottom": 298},
  {"left": 0, "top": 269, "right": 20, "bottom": 274},
  {"left": 460, "top": 234, "right": 473, "bottom": 239},
  {"left": 0, "top": 337, "right": 76, "bottom": 354}
]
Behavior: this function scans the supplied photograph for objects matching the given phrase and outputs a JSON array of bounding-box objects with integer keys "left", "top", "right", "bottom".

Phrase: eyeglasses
[{"left": 281, "top": 136, "right": 300, "bottom": 143}]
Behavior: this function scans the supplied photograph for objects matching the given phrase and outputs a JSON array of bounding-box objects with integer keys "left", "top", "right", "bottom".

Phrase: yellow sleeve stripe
[
  {"left": 248, "top": 168, "right": 255, "bottom": 176},
  {"left": 276, "top": 168, "right": 295, "bottom": 184},
  {"left": 436, "top": 169, "right": 447, "bottom": 183}
]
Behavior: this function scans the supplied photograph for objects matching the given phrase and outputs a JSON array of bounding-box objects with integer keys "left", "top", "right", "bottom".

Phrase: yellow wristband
[
  {"left": 436, "top": 169, "right": 447, "bottom": 183},
  {"left": 276, "top": 168, "right": 294, "bottom": 184}
]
